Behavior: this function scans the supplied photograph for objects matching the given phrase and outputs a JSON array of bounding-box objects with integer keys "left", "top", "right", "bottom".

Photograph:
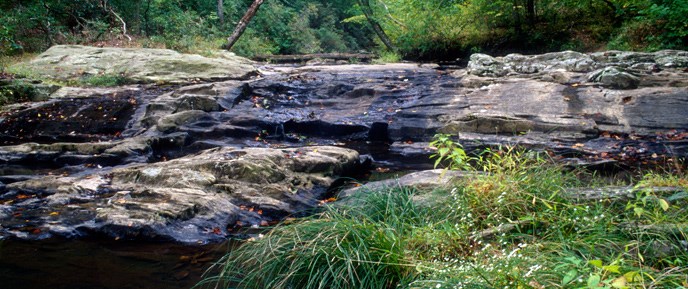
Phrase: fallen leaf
[{"left": 375, "top": 167, "right": 391, "bottom": 173}]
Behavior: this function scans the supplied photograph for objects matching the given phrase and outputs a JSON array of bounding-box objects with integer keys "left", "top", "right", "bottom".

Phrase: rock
[
  {"left": 0, "top": 133, "right": 190, "bottom": 169},
  {"left": 654, "top": 50, "right": 688, "bottom": 68},
  {"left": 504, "top": 50, "right": 597, "bottom": 73},
  {"left": 1, "top": 146, "right": 360, "bottom": 243},
  {"left": 2, "top": 50, "right": 688, "bottom": 244},
  {"left": 339, "top": 169, "right": 476, "bottom": 199},
  {"left": 157, "top": 110, "right": 212, "bottom": 133},
  {"left": 12, "top": 45, "right": 257, "bottom": 84},
  {"left": 468, "top": 51, "right": 597, "bottom": 77},
  {"left": 467, "top": 53, "right": 509, "bottom": 77},
  {"left": 49, "top": 85, "right": 142, "bottom": 99},
  {"left": 0, "top": 79, "right": 60, "bottom": 102},
  {"left": 586, "top": 50, "right": 688, "bottom": 69},
  {"left": 588, "top": 66, "right": 640, "bottom": 89}
]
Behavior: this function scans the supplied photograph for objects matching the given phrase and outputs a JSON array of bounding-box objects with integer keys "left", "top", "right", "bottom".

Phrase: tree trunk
[
  {"left": 224, "top": 0, "right": 264, "bottom": 51},
  {"left": 513, "top": 0, "right": 522, "bottom": 37},
  {"left": 526, "top": 0, "right": 535, "bottom": 27},
  {"left": 217, "top": 0, "right": 224, "bottom": 26},
  {"left": 357, "top": 0, "right": 396, "bottom": 51}
]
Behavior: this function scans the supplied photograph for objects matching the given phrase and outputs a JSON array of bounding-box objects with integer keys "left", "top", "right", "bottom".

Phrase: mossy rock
[
  {"left": 10, "top": 45, "right": 257, "bottom": 85},
  {"left": 0, "top": 79, "right": 60, "bottom": 105}
]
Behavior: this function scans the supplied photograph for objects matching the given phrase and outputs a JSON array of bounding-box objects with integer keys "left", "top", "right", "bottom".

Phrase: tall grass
[{"left": 197, "top": 186, "right": 425, "bottom": 289}]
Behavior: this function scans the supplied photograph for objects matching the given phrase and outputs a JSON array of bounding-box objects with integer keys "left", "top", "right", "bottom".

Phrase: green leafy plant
[{"left": 429, "top": 133, "right": 472, "bottom": 171}]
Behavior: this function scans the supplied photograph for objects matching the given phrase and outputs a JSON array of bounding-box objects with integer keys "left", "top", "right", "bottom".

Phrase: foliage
[
  {"left": 373, "top": 50, "right": 402, "bottom": 63},
  {"left": 2, "top": 0, "right": 685, "bottom": 61},
  {"left": 201, "top": 141, "right": 688, "bottom": 289},
  {"left": 78, "top": 73, "right": 131, "bottom": 87},
  {"left": 0, "top": 0, "right": 374, "bottom": 58},
  {"left": 198, "top": 187, "right": 422, "bottom": 289},
  {"left": 429, "top": 133, "right": 472, "bottom": 171}
]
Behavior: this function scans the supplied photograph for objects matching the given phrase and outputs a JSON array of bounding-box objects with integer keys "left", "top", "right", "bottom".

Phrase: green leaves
[{"left": 429, "top": 133, "right": 473, "bottom": 171}]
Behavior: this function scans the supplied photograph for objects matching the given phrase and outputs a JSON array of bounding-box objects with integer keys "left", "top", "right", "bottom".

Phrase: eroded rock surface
[
  {"left": 2, "top": 48, "right": 687, "bottom": 243},
  {"left": 1, "top": 146, "right": 360, "bottom": 243}
]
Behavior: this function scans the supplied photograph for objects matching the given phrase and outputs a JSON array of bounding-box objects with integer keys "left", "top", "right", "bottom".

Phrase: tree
[
  {"left": 217, "top": 0, "right": 224, "bottom": 25},
  {"left": 357, "top": 0, "right": 396, "bottom": 51},
  {"left": 224, "top": 0, "right": 264, "bottom": 50}
]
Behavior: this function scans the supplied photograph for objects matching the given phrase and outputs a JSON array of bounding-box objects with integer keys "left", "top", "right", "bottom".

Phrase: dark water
[{"left": 0, "top": 239, "right": 229, "bottom": 289}]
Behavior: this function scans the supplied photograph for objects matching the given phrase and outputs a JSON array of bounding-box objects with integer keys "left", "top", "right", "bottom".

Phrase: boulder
[
  {"left": 588, "top": 66, "right": 640, "bottom": 89},
  {"left": 0, "top": 79, "right": 60, "bottom": 103},
  {"left": 339, "top": 169, "right": 476, "bottom": 199},
  {"left": 12, "top": 45, "right": 257, "bottom": 84},
  {"left": 467, "top": 53, "right": 509, "bottom": 77}
]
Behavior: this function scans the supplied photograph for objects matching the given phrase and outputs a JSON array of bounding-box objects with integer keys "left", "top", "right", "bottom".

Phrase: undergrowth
[{"left": 199, "top": 134, "right": 688, "bottom": 289}]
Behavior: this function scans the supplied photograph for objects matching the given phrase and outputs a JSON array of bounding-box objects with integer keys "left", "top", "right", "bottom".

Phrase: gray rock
[
  {"left": 11, "top": 45, "right": 257, "bottom": 84},
  {"left": 0, "top": 79, "right": 60, "bottom": 102},
  {"left": 2, "top": 146, "right": 360, "bottom": 243},
  {"left": 50, "top": 85, "right": 142, "bottom": 99},
  {"left": 588, "top": 66, "right": 640, "bottom": 89},
  {"left": 157, "top": 110, "right": 211, "bottom": 133},
  {"left": 467, "top": 53, "right": 509, "bottom": 77},
  {"left": 2, "top": 50, "right": 688, "bottom": 244},
  {"left": 468, "top": 51, "right": 597, "bottom": 77},
  {"left": 339, "top": 169, "right": 476, "bottom": 199},
  {"left": 653, "top": 50, "right": 688, "bottom": 68}
]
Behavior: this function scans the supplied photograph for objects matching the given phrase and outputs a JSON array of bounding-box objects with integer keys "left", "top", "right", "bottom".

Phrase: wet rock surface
[
  {"left": 2, "top": 49, "right": 688, "bottom": 243},
  {"left": 1, "top": 146, "right": 360, "bottom": 243}
]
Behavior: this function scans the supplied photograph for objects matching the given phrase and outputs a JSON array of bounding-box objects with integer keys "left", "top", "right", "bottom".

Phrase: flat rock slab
[
  {"left": 12, "top": 45, "right": 257, "bottom": 84},
  {"left": 0, "top": 146, "right": 360, "bottom": 243}
]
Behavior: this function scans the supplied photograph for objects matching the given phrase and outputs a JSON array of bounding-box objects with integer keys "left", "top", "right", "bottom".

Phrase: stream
[{"left": 0, "top": 238, "right": 229, "bottom": 289}]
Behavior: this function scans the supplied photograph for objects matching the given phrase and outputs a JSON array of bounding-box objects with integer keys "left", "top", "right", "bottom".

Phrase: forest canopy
[{"left": 1, "top": 0, "right": 686, "bottom": 60}]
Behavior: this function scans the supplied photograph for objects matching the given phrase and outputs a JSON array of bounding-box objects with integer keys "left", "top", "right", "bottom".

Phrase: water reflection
[{"left": 0, "top": 238, "right": 229, "bottom": 289}]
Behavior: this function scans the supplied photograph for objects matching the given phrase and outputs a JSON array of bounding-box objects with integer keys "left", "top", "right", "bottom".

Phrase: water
[{"left": 0, "top": 238, "right": 229, "bottom": 289}]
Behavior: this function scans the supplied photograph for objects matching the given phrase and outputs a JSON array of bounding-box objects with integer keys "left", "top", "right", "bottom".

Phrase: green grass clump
[
  {"left": 373, "top": 51, "right": 402, "bottom": 64},
  {"left": 200, "top": 139, "right": 688, "bottom": 289},
  {"left": 77, "top": 74, "right": 132, "bottom": 87},
  {"left": 199, "top": 187, "right": 423, "bottom": 289}
]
